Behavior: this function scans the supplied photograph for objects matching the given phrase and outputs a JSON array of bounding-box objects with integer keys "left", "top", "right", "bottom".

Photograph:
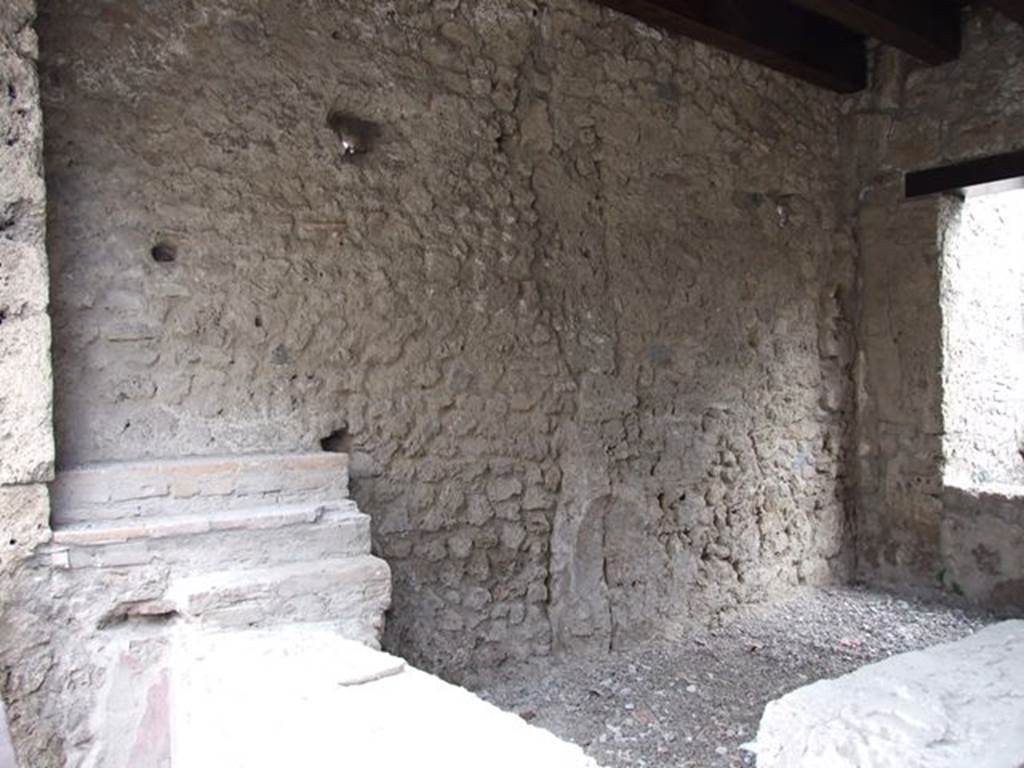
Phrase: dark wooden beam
[
  {"left": 906, "top": 151, "right": 1024, "bottom": 199},
  {"left": 788, "top": 0, "right": 960, "bottom": 65},
  {"left": 594, "top": 0, "right": 867, "bottom": 93},
  {"left": 989, "top": 0, "right": 1024, "bottom": 26}
]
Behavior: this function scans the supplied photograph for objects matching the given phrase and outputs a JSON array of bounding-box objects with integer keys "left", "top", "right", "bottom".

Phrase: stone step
[
  {"left": 42, "top": 500, "right": 371, "bottom": 572},
  {"left": 51, "top": 452, "right": 350, "bottom": 525},
  {"left": 166, "top": 556, "right": 392, "bottom": 645}
]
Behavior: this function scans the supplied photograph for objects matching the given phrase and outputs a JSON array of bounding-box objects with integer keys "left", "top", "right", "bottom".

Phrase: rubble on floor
[{"left": 473, "top": 587, "right": 993, "bottom": 768}]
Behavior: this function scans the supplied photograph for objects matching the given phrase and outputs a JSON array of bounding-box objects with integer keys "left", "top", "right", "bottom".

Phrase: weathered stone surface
[
  {"left": 167, "top": 555, "right": 391, "bottom": 644},
  {"left": 0, "top": 241, "right": 48, "bottom": 316},
  {"left": 51, "top": 452, "right": 351, "bottom": 524},
  {"left": 0, "top": 0, "right": 53, "bottom": 487},
  {"left": 847, "top": 10, "right": 1024, "bottom": 602},
  {"left": 44, "top": 499, "right": 370, "bottom": 571},
  {"left": 39, "top": 0, "right": 855, "bottom": 676},
  {"left": 4, "top": 452, "right": 389, "bottom": 767},
  {"left": 0, "top": 561, "right": 64, "bottom": 766},
  {"left": 0, "top": 314, "right": 53, "bottom": 484},
  {"left": 2, "top": 2, "right": 1022, "bottom": 766},
  {"left": 0, "top": 1, "right": 57, "bottom": 763},
  {"left": 940, "top": 487, "right": 1024, "bottom": 609},
  {"left": 0, "top": 483, "right": 49, "bottom": 574},
  {"left": 753, "top": 621, "right": 1024, "bottom": 768},
  {"left": 172, "top": 624, "right": 598, "bottom": 768}
]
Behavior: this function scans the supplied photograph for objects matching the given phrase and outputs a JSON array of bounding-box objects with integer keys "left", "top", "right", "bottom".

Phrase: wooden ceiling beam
[
  {"left": 988, "top": 0, "right": 1024, "bottom": 26},
  {"left": 788, "top": 0, "right": 960, "bottom": 65},
  {"left": 594, "top": 0, "right": 867, "bottom": 93},
  {"left": 906, "top": 151, "right": 1024, "bottom": 199}
]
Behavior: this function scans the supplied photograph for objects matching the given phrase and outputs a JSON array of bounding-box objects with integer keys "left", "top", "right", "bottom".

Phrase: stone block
[
  {"left": 171, "top": 625, "right": 598, "bottom": 768},
  {"left": 51, "top": 452, "right": 350, "bottom": 524},
  {"left": 752, "top": 621, "right": 1024, "bottom": 768},
  {"left": 0, "top": 314, "right": 54, "bottom": 485},
  {"left": 0, "top": 482, "right": 49, "bottom": 570},
  {"left": 167, "top": 555, "right": 392, "bottom": 645},
  {"left": 0, "top": 38, "right": 45, "bottom": 220},
  {"left": 0, "top": 241, "right": 48, "bottom": 316}
]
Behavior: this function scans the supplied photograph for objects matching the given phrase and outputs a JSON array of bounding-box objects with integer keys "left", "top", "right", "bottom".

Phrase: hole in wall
[
  {"left": 326, "top": 110, "right": 380, "bottom": 158},
  {"left": 321, "top": 424, "right": 353, "bottom": 454},
  {"left": 151, "top": 242, "right": 178, "bottom": 263}
]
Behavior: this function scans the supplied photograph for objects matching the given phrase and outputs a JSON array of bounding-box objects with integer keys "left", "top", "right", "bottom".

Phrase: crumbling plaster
[
  {"left": 39, "top": 0, "right": 854, "bottom": 678},
  {"left": 846, "top": 9, "right": 1024, "bottom": 609}
]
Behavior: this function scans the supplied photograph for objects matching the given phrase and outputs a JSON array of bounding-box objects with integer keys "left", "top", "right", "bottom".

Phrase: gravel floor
[{"left": 472, "top": 586, "right": 994, "bottom": 768}]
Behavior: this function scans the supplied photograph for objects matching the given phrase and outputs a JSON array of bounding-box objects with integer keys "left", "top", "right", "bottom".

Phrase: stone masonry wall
[
  {"left": 0, "top": 0, "right": 52, "bottom": 563},
  {"left": 847, "top": 8, "right": 1024, "bottom": 609},
  {"left": 0, "top": 0, "right": 57, "bottom": 761},
  {"left": 40, "top": 0, "right": 854, "bottom": 676}
]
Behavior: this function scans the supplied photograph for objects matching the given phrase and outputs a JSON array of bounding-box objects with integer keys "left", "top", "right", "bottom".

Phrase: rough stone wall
[
  {"left": 847, "top": 8, "right": 1024, "bottom": 608},
  {"left": 40, "top": 0, "right": 853, "bottom": 677},
  {"left": 0, "top": 0, "right": 52, "bottom": 556},
  {"left": 0, "top": 0, "right": 57, "bottom": 762},
  {"left": 941, "top": 190, "right": 1024, "bottom": 489}
]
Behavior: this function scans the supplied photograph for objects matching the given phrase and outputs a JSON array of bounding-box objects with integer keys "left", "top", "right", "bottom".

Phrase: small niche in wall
[
  {"left": 320, "top": 424, "right": 353, "bottom": 454},
  {"left": 151, "top": 242, "right": 178, "bottom": 263},
  {"left": 326, "top": 110, "right": 380, "bottom": 159}
]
